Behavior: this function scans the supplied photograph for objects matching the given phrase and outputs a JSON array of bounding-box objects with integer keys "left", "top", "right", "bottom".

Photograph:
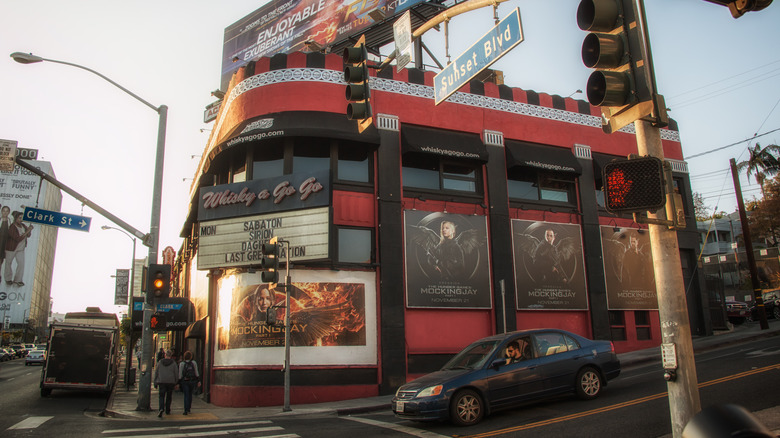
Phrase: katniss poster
[
  {"left": 512, "top": 220, "right": 588, "bottom": 310},
  {"left": 600, "top": 226, "right": 658, "bottom": 310},
  {"left": 403, "top": 211, "right": 492, "bottom": 309}
]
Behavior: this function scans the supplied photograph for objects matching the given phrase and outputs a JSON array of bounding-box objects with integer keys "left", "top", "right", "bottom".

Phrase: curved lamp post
[{"left": 11, "top": 51, "right": 166, "bottom": 411}]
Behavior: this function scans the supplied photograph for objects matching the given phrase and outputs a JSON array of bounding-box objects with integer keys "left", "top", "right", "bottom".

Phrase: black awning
[
  {"left": 224, "top": 111, "right": 380, "bottom": 147},
  {"left": 505, "top": 141, "right": 582, "bottom": 175},
  {"left": 185, "top": 317, "right": 207, "bottom": 339},
  {"left": 401, "top": 125, "right": 489, "bottom": 163}
]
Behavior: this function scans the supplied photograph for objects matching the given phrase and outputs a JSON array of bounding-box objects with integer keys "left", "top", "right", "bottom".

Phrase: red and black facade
[{"left": 175, "top": 51, "right": 709, "bottom": 407}]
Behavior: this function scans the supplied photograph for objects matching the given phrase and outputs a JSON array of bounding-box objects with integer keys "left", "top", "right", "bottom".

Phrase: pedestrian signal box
[
  {"left": 603, "top": 156, "right": 666, "bottom": 214},
  {"left": 150, "top": 312, "right": 167, "bottom": 331}
]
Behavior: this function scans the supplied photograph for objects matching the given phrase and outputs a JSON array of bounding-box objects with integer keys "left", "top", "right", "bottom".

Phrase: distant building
[{"left": 0, "top": 149, "right": 61, "bottom": 343}]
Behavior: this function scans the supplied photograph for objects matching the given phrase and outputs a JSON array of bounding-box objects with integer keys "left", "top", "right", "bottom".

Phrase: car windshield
[{"left": 441, "top": 340, "right": 502, "bottom": 370}]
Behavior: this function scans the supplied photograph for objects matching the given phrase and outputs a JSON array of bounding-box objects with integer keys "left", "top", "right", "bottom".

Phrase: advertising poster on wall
[
  {"left": 215, "top": 269, "right": 376, "bottom": 366},
  {"left": 512, "top": 220, "right": 588, "bottom": 310},
  {"left": 601, "top": 226, "right": 658, "bottom": 310},
  {"left": 403, "top": 211, "right": 492, "bottom": 309},
  {"left": 0, "top": 155, "right": 54, "bottom": 327},
  {"left": 221, "top": 0, "right": 429, "bottom": 89}
]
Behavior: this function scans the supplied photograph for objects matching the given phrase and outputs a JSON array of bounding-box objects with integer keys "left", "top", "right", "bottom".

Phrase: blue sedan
[{"left": 392, "top": 328, "right": 621, "bottom": 426}]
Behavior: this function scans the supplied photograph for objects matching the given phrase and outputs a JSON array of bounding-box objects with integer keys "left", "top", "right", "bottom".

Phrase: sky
[{"left": 1, "top": 0, "right": 778, "bottom": 316}]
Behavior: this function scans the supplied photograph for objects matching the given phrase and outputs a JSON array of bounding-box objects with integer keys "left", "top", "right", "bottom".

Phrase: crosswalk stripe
[
  {"left": 106, "top": 426, "right": 283, "bottom": 438},
  {"left": 7, "top": 416, "right": 54, "bottom": 430},
  {"left": 342, "top": 416, "right": 449, "bottom": 438},
  {"left": 103, "top": 420, "right": 272, "bottom": 434}
]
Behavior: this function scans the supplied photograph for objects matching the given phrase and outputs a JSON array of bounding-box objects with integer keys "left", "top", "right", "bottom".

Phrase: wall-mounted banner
[
  {"left": 114, "top": 269, "right": 129, "bottom": 306},
  {"left": 214, "top": 269, "right": 377, "bottom": 367},
  {"left": 403, "top": 211, "right": 492, "bottom": 309},
  {"left": 197, "top": 206, "right": 329, "bottom": 270},
  {"left": 512, "top": 220, "right": 588, "bottom": 310},
  {"left": 0, "top": 158, "right": 53, "bottom": 325},
  {"left": 600, "top": 226, "right": 658, "bottom": 310},
  {"left": 221, "top": 0, "right": 429, "bottom": 90},
  {"left": 434, "top": 7, "right": 523, "bottom": 105},
  {"left": 198, "top": 170, "right": 329, "bottom": 222},
  {"left": 155, "top": 297, "right": 195, "bottom": 331}
]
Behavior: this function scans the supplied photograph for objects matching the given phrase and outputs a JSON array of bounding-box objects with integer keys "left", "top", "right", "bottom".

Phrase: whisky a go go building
[{"left": 175, "top": 1, "right": 709, "bottom": 407}]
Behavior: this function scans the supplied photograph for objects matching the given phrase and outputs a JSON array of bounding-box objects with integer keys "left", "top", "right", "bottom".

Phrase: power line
[{"left": 685, "top": 127, "right": 780, "bottom": 160}]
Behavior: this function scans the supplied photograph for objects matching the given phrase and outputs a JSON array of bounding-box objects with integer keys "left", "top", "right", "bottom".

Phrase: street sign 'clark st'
[{"left": 24, "top": 206, "right": 92, "bottom": 232}]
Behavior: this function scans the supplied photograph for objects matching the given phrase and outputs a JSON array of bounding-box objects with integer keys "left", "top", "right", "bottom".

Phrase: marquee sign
[
  {"left": 198, "top": 170, "right": 329, "bottom": 222},
  {"left": 197, "top": 207, "right": 329, "bottom": 270}
]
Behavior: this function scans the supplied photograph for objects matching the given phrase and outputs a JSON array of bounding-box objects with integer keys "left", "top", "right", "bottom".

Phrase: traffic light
[
  {"left": 343, "top": 34, "right": 372, "bottom": 133},
  {"left": 260, "top": 238, "right": 280, "bottom": 284},
  {"left": 603, "top": 156, "right": 666, "bottom": 214},
  {"left": 150, "top": 312, "right": 167, "bottom": 331},
  {"left": 704, "top": 0, "right": 773, "bottom": 18},
  {"left": 577, "top": 0, "right": 661, "bottom": 133},
  {"left": 146, "top": 263, "right": 171, "bottom": 301}
]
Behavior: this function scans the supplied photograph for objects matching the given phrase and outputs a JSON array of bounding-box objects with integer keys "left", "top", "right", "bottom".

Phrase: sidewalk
[{"left": 106, "top": 320, "right": 780, "bottom": 434}]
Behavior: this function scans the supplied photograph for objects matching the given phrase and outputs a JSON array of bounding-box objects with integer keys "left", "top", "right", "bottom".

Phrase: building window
[
  {"left": 337, "top": 143, "right": 371, "bottom": 183},
  {"left": 609, "top": 311, "right": 627, "bottom": 341},
  {"left": 293, "top": 140, "right": 330, "bottom": 174},
  {"left": 252, "top": 141, "right": 284, "bottom": 179},
  {"left": 635, "top": 310, "right": 652, "bottom": 340},
  {"left": 337, "top": 228, "right": 372, "bottom": 264},
  {"left": 402, "top": 155, "right": 480, "bottom": 194},
  {"left": 507, "top": 168, "right": 576, "bottom": 204}
]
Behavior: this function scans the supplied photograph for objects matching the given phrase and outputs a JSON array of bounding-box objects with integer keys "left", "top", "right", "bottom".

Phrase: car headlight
[{"left": 417, "top": 385, "right": 443, "bottom": 397}]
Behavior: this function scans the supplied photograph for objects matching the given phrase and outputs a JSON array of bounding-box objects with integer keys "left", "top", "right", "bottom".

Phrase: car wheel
[
  {"left": 450, "top": 389, "right": 484, "bottom": 426},
  {"left": 40, "top": 388, "right": 51, "bottom": 397},
  {"left": 746, "top": 312, "right": 756, "bottom": 323},
  {"left": 576, "top": 367, "right": 603, "bottom": 400},
  {"left": 773, "top": 307, "right": 780, "bottom": 319}
]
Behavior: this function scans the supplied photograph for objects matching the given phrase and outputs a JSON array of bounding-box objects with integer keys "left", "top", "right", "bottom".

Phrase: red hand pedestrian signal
[{"left": 603, "top": 156, "right": 665, "bottom": 214}]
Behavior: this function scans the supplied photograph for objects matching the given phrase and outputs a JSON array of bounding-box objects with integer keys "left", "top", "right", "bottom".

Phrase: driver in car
[{"left": 505, "top": 338, "right": 532, "bottom": 364}]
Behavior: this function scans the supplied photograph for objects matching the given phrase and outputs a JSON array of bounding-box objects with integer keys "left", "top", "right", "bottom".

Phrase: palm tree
[{"left": 737, "top": 143, "right": 780, "bottom": 197}]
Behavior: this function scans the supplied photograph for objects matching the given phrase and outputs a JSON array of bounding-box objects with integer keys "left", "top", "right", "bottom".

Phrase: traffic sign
[
  {"left": 23, "top": 206, "right": 91, "bottom": 232},
  {"left": 434, "top": 8, "right": 523, "bottom": 105}
]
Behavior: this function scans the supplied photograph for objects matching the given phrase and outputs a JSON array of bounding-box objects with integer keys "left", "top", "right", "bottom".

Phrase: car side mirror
[{"left": 491, "top": 358, "right": 506, "bottom": 369}]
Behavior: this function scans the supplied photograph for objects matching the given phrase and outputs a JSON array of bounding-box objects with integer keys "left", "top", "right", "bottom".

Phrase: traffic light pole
[{"left": 635, "top": 120, "right": 701, "bottom": 438}]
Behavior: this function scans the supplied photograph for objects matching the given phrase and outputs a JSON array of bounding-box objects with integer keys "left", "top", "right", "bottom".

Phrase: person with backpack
[
  {"left": 178, "top": 351, "right": 201, "bottom": 415},
  {"left": 153, "top": 349, "right": 179, "bottom": 418}
]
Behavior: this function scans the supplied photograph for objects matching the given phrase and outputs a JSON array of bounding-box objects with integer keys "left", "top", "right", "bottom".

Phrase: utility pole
[
  {"left": 729, "top": 158, "right": 770, "bottom": 329},
  {"left": 636, "top": 121, "right": 701, "bottom": 437}
]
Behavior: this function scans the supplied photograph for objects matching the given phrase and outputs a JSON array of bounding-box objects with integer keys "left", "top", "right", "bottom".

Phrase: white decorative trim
[
  {"left": 483, "top": 130, "right": 504, "bottom": 147},
  {"left": 667, "top": 159, "right": 688, "bottom": 174},
  {"left": 205, "top": 68, "right": 682, "bottom": 160},
  {"left": 574, "top": 144, "right": 592, "bottom": 160},
  {"left": 376, "top": 114, "right": 399, "bottom": 131}
]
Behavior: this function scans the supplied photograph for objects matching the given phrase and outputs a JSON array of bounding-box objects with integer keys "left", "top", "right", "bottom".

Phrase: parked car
[
  {"left": 0, "top": 348, "right": 14, "bottom": 361},
  {"left": 391, "top": 329, "right": 621, "bottom": 426},
  {"left": 9, "top": 344, "right": 26, "bottom": 358},
  {"left": 726, "top": 300, "right": 750, "bottom": 324},
  {"left": 746, "top": 290, "right": 780, "bottom": 322}
]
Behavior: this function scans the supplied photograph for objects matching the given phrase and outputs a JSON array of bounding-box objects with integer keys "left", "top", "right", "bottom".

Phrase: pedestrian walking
[
  {"left": 178, "top": 351, "right": 201, "bottom": 415},
  {"left": 153, "top": 349, "right": 179, "bottom": 417}
]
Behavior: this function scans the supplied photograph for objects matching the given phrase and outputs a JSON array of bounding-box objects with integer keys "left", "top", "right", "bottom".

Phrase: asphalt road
[{"left": 1, "top": 337, "right": 778, "bottom": 437}]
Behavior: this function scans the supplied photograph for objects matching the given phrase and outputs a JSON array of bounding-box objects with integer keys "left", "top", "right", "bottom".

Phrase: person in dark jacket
[
  {"left": 178, "top": 351, "right": 201, "bottom": 415},
  {"left": 153, "top": 349, "right": 179, "bottom": 417}
]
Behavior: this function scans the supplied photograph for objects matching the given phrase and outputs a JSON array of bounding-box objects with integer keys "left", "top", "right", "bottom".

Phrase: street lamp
[
  {"left": 102, "top": 225, "right": 137, "bottom": 390},
  {"left": 11, "top": 51, "right": 167, "bottom": 411}
]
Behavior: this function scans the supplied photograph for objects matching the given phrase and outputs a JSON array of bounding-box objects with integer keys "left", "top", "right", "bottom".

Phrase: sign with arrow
[{"left": 24, "top": 206, "right": 91, "bottom": 232}]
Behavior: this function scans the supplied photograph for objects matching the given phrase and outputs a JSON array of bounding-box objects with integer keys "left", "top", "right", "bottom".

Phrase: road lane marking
[
  {"left": 458, "top": 363, "right": 780, "bottom": 438},
  {"left": 7, "top": 416, "right": 54, "bottom": 430},
  {"left": 344, "top": 416, "right": 450, "bottom": 437}
]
